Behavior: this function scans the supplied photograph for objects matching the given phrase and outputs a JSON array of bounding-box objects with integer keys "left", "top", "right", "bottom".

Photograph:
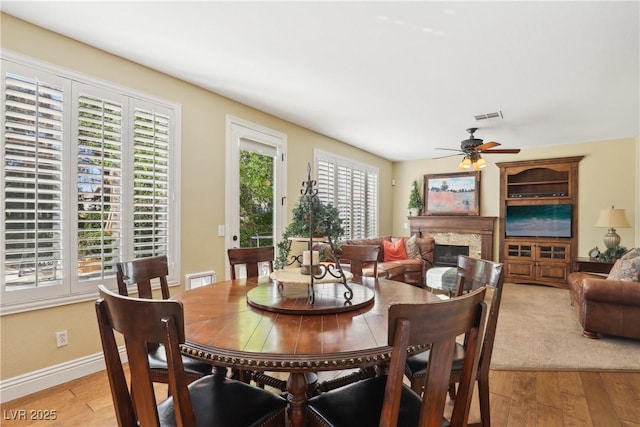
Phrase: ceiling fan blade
[
  {"left": 476, "top": 141, "right": 501, "bottom": 151},
  {"left": 433, "top": 153, "right": 464, "bottom": 160},
  {"left": 435, "top": 147, "right": 464, "bottom": 152},
  {"left": 481, "top": 148, "right": 521, "bottom": 154}
]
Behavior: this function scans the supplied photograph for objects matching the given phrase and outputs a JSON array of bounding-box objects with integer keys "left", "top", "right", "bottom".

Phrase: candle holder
[{"left": 292, "top": 163, "right": 351, "bottom": 304}]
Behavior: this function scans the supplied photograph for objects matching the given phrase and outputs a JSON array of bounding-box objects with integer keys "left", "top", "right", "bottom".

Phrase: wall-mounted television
[{"left": 505, "top": 204, "right": 572, "bottom": 238}]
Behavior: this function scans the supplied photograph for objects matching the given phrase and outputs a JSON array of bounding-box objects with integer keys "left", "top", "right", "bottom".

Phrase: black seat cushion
[
  {"left": 405, "top": 342, "right": 466, "bottom": 377},
  {"left": 148, "top": 345, "right": 212, "bottom": 377},
  {"left": 307, "top": 375, "right": 425, "bottom": 427},
  {"left": 157, "top": 375, "right": 287, "bottom": 426}
]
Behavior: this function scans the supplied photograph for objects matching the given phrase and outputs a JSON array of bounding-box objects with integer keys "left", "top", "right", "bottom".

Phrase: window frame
[
  {"left": 314, "top": 149, "right": 379, "bottom": 240},
  {"left": 1, "top": 51, "right": 181, "bottom": 315}
]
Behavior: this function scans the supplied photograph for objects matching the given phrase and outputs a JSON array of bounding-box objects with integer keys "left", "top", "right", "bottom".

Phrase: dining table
[{"left": 174, "top": 275, "right": 439, "bottom": 427}]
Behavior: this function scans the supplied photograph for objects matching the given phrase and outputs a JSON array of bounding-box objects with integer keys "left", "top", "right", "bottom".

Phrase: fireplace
[
  {"left": 408, "top": 216, "right": 496, "bottom": 261},
  {"left": 435, "top": 244, "right": 470, "bottom": 267}
]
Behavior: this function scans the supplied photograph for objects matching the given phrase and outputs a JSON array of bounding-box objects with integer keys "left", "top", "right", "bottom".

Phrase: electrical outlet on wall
[{"left": 56, "top": 330, "right": 68, "bottom": 347}]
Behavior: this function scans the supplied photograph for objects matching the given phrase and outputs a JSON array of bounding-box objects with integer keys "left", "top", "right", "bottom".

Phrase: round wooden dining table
[{"left": 174, "top": 276, "right": 438, "bottom": 427}]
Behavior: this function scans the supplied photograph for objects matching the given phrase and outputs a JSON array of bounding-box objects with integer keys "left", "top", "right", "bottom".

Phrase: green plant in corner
[
  {"left": 408, "top": 179, "right": 422, "bottom": 215},
  {"left": 275, "top": 196, "right": 344, "bottom": 270}
]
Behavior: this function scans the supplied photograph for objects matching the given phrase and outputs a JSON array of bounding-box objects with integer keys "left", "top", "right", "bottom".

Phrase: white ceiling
[{"left": 2, "top": 1, "right": 639, "bottom": 162}]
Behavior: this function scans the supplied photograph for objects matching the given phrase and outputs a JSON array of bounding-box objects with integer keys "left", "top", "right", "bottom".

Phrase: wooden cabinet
[
  {"left": 504, "top": 240, "right": 571, "bottom": 285},
  {"left": 497, "top": 156, "right": 583, "bottom": 288}
]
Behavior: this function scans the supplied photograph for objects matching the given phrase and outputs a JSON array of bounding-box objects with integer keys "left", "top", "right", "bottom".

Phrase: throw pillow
[
  {"left": 404, "top": 234, "right": 420, "bottom": 259},
  {"left": 620, "top": 247, "right": 640, "bottom": 260},
  {"left": 607, "top": 251, "right": 640, "bottom": 281},
  {"left": 383, "top": 238, "right": 408, "bottom": 261}
]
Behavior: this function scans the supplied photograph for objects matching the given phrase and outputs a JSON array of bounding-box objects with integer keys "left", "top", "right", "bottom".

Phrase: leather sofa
[
  {"left": 567, "top": 272, "right": 640, "bottom": 339},
  {"left": 337, "top": 236, "right": 435, "bottom": 288}
]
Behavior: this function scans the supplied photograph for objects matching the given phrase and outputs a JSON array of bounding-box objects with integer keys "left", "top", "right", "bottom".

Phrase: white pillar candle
[{"left": 302, "top": 250, "right": 319, "bottom": 266}]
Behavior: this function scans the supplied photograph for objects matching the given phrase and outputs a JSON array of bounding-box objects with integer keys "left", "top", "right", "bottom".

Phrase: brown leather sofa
[
  {"left": 338, "top": 236, "right": 435, "bottom": 288},
  {"left": 567, "top": 272, "right": 640, "bottom": 339}
]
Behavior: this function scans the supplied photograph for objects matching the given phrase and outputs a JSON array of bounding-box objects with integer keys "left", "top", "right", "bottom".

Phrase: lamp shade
[{"left": 595, "top": 208, "right": 631, "bottom": 228}]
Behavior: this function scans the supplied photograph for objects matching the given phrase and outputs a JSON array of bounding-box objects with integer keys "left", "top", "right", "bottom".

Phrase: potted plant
[
  {"left": 408, "top": 179, "right": 422, "bottom": 217},
  {"left": 275, "top": 196, "right": 344, "bottom": 269}
]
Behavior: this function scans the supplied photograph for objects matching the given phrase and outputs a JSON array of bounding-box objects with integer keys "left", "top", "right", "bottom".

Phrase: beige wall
[
  {"left": 392, "top": 138, "right": 639, "bottom": 258},
  {"left": 0, "top": 14, "right": 393, "bottom": 380},
  {"left": 1, "top": 13, "right": 638, "bottom": 385}
]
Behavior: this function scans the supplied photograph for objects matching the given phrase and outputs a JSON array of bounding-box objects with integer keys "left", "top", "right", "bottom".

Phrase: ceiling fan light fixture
[
  {"left": 459, "top": 157, "right": 472, "bottom": 170},
  {"left": 474, "top": 156, "right": 487, "bottom": 169}
]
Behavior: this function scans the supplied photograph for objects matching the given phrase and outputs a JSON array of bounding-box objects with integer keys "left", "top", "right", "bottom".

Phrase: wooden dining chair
[
  {"left": 116, "top": 256, "right": 212, "bottom": 387},
  {"left": 306, "top": 286, "right": 487, "bottom": 427},
  {"left": 337, "top": 244, "right": 380, "bottom": 278},
  {"left": 95, "top": 285, "right": 287, "bottom": 427},
  {"left": 227, "top": 246, "right": 289, "bottom": 387},
  {"left": 228, "top": 246, "right": 274, "bottom": 279},
  {"left": 405, "top": 255, "right": 505, "bottom": 427}
]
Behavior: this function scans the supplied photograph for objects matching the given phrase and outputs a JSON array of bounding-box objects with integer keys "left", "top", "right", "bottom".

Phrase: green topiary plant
[
  {"left": 275, "top": 196, "right": 344, "bottom": 269},
  {"left": 408, "top": 179, "right": 422, "bottom": 213}
]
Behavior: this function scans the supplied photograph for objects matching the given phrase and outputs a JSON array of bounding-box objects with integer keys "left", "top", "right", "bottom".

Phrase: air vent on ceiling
[{"left": 474, "top": 111, "right": 503, "bottom": 121}]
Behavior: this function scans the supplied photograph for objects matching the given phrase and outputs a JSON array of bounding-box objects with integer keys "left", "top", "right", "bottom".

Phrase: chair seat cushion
[
  {"left": 307, "top": 375, "right": 423, "bottom": 427},
  {"left": 405, "top": 342, "right": 466, "bottom": 378},
  {"left": 157, "top": 376, "right": 287, "bottom": 426},
  {"left": 148, "top": 345, "right": 212, "bottom": 377}
]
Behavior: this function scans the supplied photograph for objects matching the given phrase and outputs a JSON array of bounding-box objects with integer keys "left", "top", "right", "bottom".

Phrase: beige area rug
[{"left": 490, "top": 282, "right": 640, "bottom": 371}]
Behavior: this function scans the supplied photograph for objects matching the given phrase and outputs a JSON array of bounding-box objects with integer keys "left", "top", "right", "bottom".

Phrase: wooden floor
[{"left": 2, "top": 369, "right": 640, "bottom": 426}]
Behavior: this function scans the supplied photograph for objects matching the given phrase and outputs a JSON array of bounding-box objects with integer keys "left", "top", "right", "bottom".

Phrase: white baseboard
[{"left": 0, "top": 348, "right": 127, "bottom": 404}]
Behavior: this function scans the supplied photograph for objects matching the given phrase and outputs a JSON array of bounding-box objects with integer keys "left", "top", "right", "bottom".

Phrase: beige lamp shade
[{"left": 595, "top": 207, "right": 631, "bottom": 249}]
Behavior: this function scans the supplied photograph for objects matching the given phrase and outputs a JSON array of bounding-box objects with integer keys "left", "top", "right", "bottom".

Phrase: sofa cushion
[
  {"left": 607, "top": 252, "right": 640, "bottom": 281},
  {"left": 383, "top": 238, "right": 408, "bottom": 261},
  {"left": 384, "top": 258, "right": 423, "bottom": 272},
  {"left": 404, "top": 234, "right": 420, "bottom": 259}
]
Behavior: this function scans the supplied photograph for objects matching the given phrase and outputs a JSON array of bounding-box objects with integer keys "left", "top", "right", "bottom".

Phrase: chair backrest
[
  {"left": 337, "top": 244, "right": 380, "bottom": 278},
  {"left": 383, "top": 287, "right": 487, "bottom": 427},
  {"left": 227, "top": 246, "right": 274, "bottom": 279},
  {"left": 95, "top": 285, "right": 195, "bottom": 427},
  {"left": 454, "top": 255, "right": 505, "bottom": 381},
  {"left": 116, "top": 255, "right": 170, "bottom": 300}
]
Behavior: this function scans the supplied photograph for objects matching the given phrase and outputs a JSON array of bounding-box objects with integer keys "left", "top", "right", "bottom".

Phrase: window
[
  {"left": 1, "top": 53, "right": 180, "bottom": 314},
  {"left": 315, "top": 150, "right": 378, "bottom": 239}
]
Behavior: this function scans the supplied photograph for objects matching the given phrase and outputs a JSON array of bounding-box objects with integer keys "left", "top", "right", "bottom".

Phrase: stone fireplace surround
[{"left": 408, "top": 216, "right": 497, "bottom": 261}]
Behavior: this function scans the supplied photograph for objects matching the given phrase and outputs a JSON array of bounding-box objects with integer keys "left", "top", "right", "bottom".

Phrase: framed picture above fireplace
[{"left": 423, "top": 171, "right": 480, "bottom": 216}]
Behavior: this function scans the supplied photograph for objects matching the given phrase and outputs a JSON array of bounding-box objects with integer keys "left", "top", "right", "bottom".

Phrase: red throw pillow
[{"left": 383, "top": 238, "right": 408, "bottom": 261}]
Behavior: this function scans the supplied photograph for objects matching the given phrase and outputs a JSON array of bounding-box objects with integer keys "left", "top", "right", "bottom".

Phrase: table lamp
[{"left": 595, "top": 206, "right": 631, "bottom": 249}]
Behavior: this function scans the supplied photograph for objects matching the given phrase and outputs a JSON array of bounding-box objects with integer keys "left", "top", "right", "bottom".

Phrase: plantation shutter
[
  {"left": 366, "top": 170, "right": 378, "bottom": 237},
  {"left": 316, "top": 158, "right": 335, "bottom": 207},
  {"left": 132, "top": 104, "right": 171, "bottom": 259},
  {"left": 76, "top": 88, "right": 124, "bottom": 280},
  {"left": 3, "top": 67, "right": 66, "bottom": 294},
  {"left": 315, "top": 151, "right": 378, "bottom": 240}
]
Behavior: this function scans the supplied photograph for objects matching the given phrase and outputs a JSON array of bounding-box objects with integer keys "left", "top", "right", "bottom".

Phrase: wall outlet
[{"left": 56, "top": 330, "right": 68, "bottom": 347}]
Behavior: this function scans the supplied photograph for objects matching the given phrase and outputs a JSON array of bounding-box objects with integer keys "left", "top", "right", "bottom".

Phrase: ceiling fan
[{"left": 435, "top": 128, "right": 521, "bottom": 169}]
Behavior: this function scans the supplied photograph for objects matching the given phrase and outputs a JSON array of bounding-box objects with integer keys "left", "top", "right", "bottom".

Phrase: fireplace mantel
[{"left": 409, "top": 216, "right": 497, "bottom": 260}]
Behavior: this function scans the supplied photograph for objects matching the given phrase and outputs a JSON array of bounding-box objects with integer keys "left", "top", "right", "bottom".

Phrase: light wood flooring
[{"left": 2, "top": 369, "right": 640, "bottom": 426}]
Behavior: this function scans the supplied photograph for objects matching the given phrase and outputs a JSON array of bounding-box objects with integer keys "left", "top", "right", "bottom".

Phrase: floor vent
[{"left": 185, "top": 270, "right": 216, "bottom": 289}]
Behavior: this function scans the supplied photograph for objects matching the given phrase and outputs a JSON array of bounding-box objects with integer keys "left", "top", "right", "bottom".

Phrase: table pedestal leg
[
  {"left": 287, "top": 372, "right": 308, "bottom": 427},
  {"left": 212, "top": 365, "right": 228, "bottom": 378}
]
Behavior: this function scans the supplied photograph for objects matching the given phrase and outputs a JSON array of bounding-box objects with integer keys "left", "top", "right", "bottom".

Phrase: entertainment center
[{"left": 497, "top": 156, "right": 583, "bottom": 288}]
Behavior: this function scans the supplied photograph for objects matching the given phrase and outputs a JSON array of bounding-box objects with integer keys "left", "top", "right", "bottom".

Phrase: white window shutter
[
  {"left": 131, "top": 106, "right": 171, "bottom": 259},
  {"left": 3, "top": 68, "right": 66, "bottom": 297},
  {"left": 76, "top": 89, "right": 124, "bottom": 281},
  {"left": 314, "top": 151, "right": 379, "bottom": 240}
]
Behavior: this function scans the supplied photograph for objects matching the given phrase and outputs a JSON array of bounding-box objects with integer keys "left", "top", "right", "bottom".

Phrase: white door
[{"left": 225, "top": 116, "right": 286, "bottom": 279}]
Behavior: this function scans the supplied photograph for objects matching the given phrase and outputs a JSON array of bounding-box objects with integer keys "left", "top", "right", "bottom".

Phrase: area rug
[{"left": 490, "top": 283, "right": 640, "bottom": 371}]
